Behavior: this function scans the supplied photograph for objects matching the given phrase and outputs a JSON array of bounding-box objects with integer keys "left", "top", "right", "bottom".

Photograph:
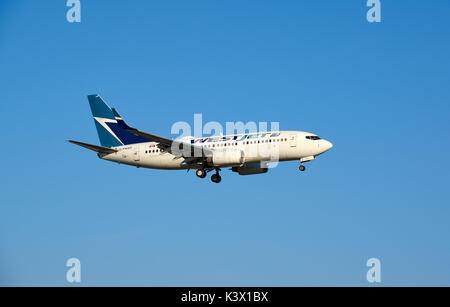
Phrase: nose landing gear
[{"left": 299, "top": 156, "right": 315, "bottom": 172}]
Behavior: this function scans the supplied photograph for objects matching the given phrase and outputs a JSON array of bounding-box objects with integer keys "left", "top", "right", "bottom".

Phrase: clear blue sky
[{"left": 1, "top": 0, "right": 449, "bottom": 286}]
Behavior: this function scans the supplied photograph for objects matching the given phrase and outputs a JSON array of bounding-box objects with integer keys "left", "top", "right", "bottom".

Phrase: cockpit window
[{"left": 306, "top": 135, "right": 321, "bottom": 140}]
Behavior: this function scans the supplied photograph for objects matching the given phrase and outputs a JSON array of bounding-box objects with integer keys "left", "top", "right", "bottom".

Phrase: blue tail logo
[{"left": 88, "top": 95, "right": 147, "bottom": 147}]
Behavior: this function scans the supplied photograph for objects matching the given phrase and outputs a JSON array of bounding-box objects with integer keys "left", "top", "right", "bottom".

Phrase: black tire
[
  {"left": 196, "top": 169, "right": 206, "bottom": 178},
  {"left": 211, "top": 174, "right": 222, "bottom": 183},
  {"left": 299, "top": 165, "right": 306, "bottom": 172}
]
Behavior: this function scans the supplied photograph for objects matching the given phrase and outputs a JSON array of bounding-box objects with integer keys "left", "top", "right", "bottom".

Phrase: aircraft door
[
  {"left": 289, "top": 134, "right": 297, "bottom": 147},
  {"left": 133, "top": 146, "right": 140, "bottom": 162}
]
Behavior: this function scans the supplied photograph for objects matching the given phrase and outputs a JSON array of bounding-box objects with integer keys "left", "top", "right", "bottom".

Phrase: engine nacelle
[
  {"left": 212, "top": 149, "right": 245, "bottom": 167},
  {"left": 232, "top": 163, "right": 268, "bottom": 175}
]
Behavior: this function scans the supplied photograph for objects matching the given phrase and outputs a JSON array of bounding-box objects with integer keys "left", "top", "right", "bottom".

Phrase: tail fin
[{"left": 88, "top": 95, "right": 148, "bottom": 147}]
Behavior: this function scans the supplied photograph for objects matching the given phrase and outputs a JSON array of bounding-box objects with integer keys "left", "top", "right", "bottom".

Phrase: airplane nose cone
[{"left": 320, "top": 140, "right": 333, "bottom": 153}]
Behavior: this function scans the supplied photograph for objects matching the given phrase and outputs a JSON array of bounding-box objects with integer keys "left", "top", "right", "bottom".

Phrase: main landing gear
[
  {"left": 299, "top": 164, "right": 306, "bottom": 172},
  {"left": 196, "top": 169, "right": 207, "bottom": 178},
  {"left": 211, "top": 169, "right": 222, "bottom": 183},
  {"left": 196, "top": 168, "right": 222, "bottom": 183},
  {"left": 211, "top": 172, "right": 222, "bottom": 183}
]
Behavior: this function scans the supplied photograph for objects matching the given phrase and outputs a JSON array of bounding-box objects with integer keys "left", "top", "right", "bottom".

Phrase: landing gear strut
[
  {"left": 211, "top": 169, "right": 222, "bottom": 183},
  {"left": 196, "top": 169, "right": 207, "bottom": 178}
]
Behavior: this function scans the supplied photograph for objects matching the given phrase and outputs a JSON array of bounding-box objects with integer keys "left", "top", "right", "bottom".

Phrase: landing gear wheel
[
  {"left": 211, "top": 174, "right": 222, "bottom": 183},
  {"left": 299, "top": 165, "right": 306, "bottom": 172},
  {"left": 196, "top": 169, "right": 207, "bottom": 178}
]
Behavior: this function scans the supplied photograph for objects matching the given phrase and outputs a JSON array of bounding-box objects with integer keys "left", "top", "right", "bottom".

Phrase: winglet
[{"left": 111, "top": 108, "right": 121, "bottom": 118}]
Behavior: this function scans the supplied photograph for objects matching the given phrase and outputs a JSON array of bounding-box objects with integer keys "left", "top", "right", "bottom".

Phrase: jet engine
[{"left": 232, "top": 163, "right": 269, "bottom": 175}]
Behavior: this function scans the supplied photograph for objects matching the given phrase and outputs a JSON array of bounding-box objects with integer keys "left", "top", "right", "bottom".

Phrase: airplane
[{"left": 68, "top": 95, "right": 333, "bottom": 183}]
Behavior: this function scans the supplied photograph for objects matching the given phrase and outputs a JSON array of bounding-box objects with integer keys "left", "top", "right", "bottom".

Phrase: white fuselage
[{"left": 100, "top": 131, "right": 333, "bottom": 170}]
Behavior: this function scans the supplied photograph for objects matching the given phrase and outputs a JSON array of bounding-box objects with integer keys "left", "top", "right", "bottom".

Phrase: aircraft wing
[
  {"left": 112, "top": 108, "right": 213, "bottom": 159},
  {"left": 67, "top": 140, "right": 118, "bottom": 154}
]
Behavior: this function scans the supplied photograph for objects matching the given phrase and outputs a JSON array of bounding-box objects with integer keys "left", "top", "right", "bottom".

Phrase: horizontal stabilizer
[{"left": 67, "top": 140, "right": 118, "bottom": 154}]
